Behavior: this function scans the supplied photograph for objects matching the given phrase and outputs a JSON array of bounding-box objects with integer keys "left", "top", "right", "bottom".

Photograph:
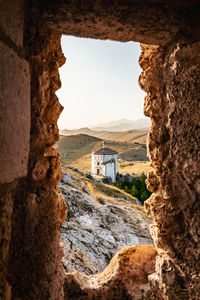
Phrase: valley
[{"left": 58, "top": 133, "right": 152, "bottom": 175}]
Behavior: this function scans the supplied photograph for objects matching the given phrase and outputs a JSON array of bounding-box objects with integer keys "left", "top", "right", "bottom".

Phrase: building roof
[{"left": 93, "top": 147, "right": 118, "bottom": 155}]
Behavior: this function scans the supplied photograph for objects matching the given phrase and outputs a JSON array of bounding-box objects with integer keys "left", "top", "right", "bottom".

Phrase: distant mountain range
[
  {"left": 60, "top": 118, "right": 150, "bottom": 144},
  {"left": 91, "top": 118, "right": 151, "bottom": 132}
]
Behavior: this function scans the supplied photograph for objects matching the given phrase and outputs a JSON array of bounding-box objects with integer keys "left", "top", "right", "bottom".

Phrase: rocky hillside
[{"left": 59, "top": 168, "right": 153, "bottom": 275}]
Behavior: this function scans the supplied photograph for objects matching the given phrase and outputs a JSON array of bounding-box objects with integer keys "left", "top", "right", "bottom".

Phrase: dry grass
[
  {"left": 69, "top": 155, "right": 152, "bottom": 176},
  {"left": 58, "top": 134, "right": 151, "bottom": 175},
  {"left": 118, "top": 161, "right": 152, "bottom": 175},
  {"left": 62, "top": 166, "right": 149, "bottom": 217},
  {"left": 60, "top": 128, "right": 148, "bottom": 144},
  {"left": 58, "top": 134, "right": 101, "bottom": 165},
  {"left": 86, "top": 180, "right": 134, "bottom": 201},
  {"left": 70, "top": 153, "right": 91, "bottom": 173},
  {"left": 58, "top": 134, "right": 152, "bottom": 179}
]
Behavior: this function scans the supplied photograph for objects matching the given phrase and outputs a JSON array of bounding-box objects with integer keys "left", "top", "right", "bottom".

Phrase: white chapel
[{"left": 92, "top": 143, "right": 118, "bottom": 182}]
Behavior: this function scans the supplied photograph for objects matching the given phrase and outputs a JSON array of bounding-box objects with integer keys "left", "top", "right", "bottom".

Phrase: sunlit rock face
[
  {"left": 0, "top": 0, "right": 200, "bottom": 299},
  {"left": 139, "top": 42, "right": 200, "bottom": 299},
  {"left": 59, "top": 182, "right": 153, "bottom": 275},
  {"left": 64, "top": 245, "right": 158, "bottom": 300},
  {"left": 41, "top": 0, "right": 200, "bottom": 45}
]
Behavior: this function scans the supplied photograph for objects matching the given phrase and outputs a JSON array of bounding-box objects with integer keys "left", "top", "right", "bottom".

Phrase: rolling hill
[
  {"left": 57, "top": 134, "right": 151, "bottom": 175},
  {"left": 58, "top": 134, "right": 101, "bottom": 165},
  {"left": 60, "top": 128, "right": 149, "bottom": 144}
]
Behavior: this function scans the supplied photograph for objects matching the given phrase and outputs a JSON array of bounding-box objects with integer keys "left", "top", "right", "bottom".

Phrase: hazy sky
[{"left": 56, "top": 35, "right": 146, "bottom": 130}]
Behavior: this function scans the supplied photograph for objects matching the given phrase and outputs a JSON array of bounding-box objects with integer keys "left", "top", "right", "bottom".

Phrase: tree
[
  {"left": 124, "top": 185, "right": 130, "bottom": 193},
  {"left": 116, "top": 172, "right": 151, "bottom": 205},
  {"left": 131, "top": 185, "right": 139, "bottom": 198},
  {"left": 140, "top": 189, "right": 149, "bottom": 203}
]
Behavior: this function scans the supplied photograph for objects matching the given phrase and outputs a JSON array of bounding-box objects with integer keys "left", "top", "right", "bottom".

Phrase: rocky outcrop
[
  {"left": 139, "top": 42, "right": 200, "bottom": 299},
  {"left": 64, "top": 245, "right": 158, "bottom": 300},
  {"left": 59, "top": 181, "right": 153, "bottom": 275},
  {"left": 42, "top": 1, "right": 200, "bottom": 46},
  {"left": 62, "top": 172, "right": 74, "bottom": 186}
]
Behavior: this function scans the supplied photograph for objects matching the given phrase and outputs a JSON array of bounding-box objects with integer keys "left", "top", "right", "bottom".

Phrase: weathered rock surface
[
  {"left": 64, "top": 245, "right": 158, "bottom": 300},
  {"left": 1, "top": 1, "right": 200, "bottom": 299},
  {"left": 139, "top": 42, "right": 200, "bottom": 299},
  {"left": 59, "top": 181, "right": 153, "bottom": 275},
  {"left": 62, "top": 171, "right": 74, "bottom": 186}
]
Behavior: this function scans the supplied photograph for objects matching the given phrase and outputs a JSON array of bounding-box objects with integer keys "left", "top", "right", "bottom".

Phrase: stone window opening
[
  {"left": 1, "top": 2, "right": 199, "bottom": 299},
  {"left": 57, "top": 35, "right": 154, "bottom": 282},
  {"left": 52, "top": 26, "right": 200, "bottom": 297}
]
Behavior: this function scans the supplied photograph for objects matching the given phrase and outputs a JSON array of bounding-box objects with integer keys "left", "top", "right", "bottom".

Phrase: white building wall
[
  {"left": 104, "top": 154, "right": 118, "bottom": 182},
  {"left": 102, "top": 154, "right": 112, "bottom": 163},
  {"left": 92, "top": 152, "right": 118, "bottom": 182},
  {"left": 115, "top": 154, "right": 118, "bottom": 174},
  {"left": 92, "top": 153, "right": 105, "bottom": 176},
  {"left": 105, "top": 162, "right": 115, "bottom": 182}
]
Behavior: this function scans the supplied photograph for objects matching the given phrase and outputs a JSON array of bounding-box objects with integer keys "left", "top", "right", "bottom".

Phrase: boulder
[
  {"left": 97, "top": 197, "right": 107, "bottom": 205},
  {"left": 85, "top": 173, "right": 95, "bottom": 181},
  {"left": 61, "top": 172, "right": 74, "bottom": 186},
  {"left": 72, "top": 167, "right": 83, "bottom": 175},
  {"left": 82, "top": 186, "right": 89, "bottom": 194},
  {"left": 102, "top": 176, "right": 112, "bottom": 184},
  {"left": 64, "top": 245, "right": 158, "bottom": 300}
]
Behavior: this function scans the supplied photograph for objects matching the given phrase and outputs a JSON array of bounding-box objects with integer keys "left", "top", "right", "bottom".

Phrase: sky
[{"left": 56, "top": 35, "right": 146, "bottom": 130}]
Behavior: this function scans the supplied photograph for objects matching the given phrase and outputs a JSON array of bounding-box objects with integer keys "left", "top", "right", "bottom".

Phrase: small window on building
[{"left": 97, "top": 162, "right": 100, "bottom": 165}]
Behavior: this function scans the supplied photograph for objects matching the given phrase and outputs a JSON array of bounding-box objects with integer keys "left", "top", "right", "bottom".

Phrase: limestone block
[
  {"left": 0, "top": 0, "right": 24, "bottom": 47},
  {"left": 44, "top": 144, "right": 58, "bottom": 157},
  {"left": 0, "top": 41, "right": 30, "bottom": 183}
]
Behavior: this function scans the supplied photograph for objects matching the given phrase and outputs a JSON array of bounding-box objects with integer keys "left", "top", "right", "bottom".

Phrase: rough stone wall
[
  {"left": 1, "top": 0, "right": 200, "bottom": 299},
  {"left": 0, "top": 0, "right": 30, "bottom": 299},
  {"left": 0, "top": 0, "right": 30, "bottom": 183},
  {"left": 9, "top": 29, "right": 67, "bottom": 299},
  {"left": 41, "top": 0, "right": 200, "bottom": 45},
  {"left": 64, "top": 245, "right": 158, "bottom": 300},
  {"left": 0, "top": 2, "right": 67, "bottom": 298},
  {"left": 139, "top": 42, "right": 200, "bottom": 299}
]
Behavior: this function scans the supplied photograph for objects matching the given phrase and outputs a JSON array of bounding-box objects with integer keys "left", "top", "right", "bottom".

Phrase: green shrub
[{"left": 116, "top": 172, "right": 151, "bottom": 205}]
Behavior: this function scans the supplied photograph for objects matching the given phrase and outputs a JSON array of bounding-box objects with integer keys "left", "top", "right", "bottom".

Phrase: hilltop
[
  {"left": 58, "top": 134, "right": 101, "bottom": 165},
  {"left": 60, "top": 128, "right": 148, "bottom": 144}
]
